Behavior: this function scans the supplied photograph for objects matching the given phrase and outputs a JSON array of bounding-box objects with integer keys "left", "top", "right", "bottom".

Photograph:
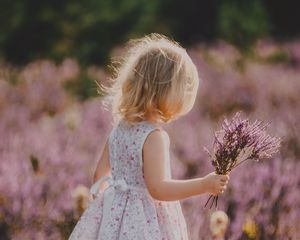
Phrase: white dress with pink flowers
[{"left": 69, "top": 119, "right": 190, "bottom": 240}]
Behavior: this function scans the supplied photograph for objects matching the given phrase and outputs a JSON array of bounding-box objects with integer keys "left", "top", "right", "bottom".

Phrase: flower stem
[
  {"left": 232, "top": 158, "right": 251, "bottom": 170},
  {"left": 204, "top": 195, "right": 213, "bottom": 208},
  {"left": 210, "top": 196, "right": 215, "bottom": 209},
  {"left": 204, "top": 195, "right": 219, "bottom": 209}
]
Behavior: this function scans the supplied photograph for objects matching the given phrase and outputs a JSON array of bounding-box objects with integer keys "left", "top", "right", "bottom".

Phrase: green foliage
[
  {"left": 63, "top": 70, "right": 99, "bottom": 101},
  {"left": 263, "top": 49, "right": 289, "bottom": 64},
  {"left": 0, "top": 0, "right": 62, "bottom": 64},
  {"left": 0, "top": 0, "right": 163, "bottom": 65},
  {"left": 29, "top": 154, "right": 39, "bottom": 173},
  {"left": 217, "top": 0, "right": 270, "bottom": 50},
  {"left": 153, "top": 0, "right": 218, "bottom": 44},
  {"left": 0, "top": 0, "right": 299, "bottom": 66}
]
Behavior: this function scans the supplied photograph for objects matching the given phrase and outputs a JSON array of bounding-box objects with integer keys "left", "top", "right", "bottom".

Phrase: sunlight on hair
[{"left": 98, "top": 33, "right": 200, "bottom": 124}]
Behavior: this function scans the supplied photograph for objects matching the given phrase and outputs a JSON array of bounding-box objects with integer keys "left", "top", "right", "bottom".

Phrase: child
[{"left": 69, "top": 33, "right": 229, "bottom": 240}]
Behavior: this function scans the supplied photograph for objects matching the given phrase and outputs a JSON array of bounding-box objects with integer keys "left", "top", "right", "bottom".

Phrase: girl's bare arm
[
  {"left": 92, "top": 139, "right": 111, "bottom": 191},
  {"left": 143, "top": 130, "right": 225, "bottom": 201}
]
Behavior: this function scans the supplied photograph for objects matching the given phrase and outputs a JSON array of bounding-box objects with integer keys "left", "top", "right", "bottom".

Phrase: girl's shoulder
[{"left": 141, "top": 123, "right": 170, "bottom": 150}]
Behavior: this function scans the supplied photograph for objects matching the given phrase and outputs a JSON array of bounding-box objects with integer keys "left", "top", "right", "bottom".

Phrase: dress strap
[{"left": 139, "top": 122, "right": 161, "bottom": 166}]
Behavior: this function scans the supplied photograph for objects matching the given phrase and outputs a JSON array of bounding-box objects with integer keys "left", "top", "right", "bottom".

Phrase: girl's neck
[
  {"left": 120, "top": 117, "right": 162, "bottom": 129},
  {"left": 143, "top": 116, "right": 163, "bottom": 129},
  {"left": 148, "top": 120, "right": 162, "bottom": 129}
]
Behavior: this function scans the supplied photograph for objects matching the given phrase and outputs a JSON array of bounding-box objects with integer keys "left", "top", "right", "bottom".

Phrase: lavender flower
[
  {"left": 204, "top": 111, "right": 281, "bottom": 209},
  {"left": 1, "top": 40, "right": 299, "bottom": 239}
]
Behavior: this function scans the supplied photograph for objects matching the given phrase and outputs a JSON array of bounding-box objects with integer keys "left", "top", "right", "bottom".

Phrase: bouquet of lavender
[{"left": 204, "top": 111, "right": 281, "bottom": 209}]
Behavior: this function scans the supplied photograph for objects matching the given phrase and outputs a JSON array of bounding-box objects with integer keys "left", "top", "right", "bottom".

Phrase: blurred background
[{"left": 0, "top": 0, "right": 299, "bottom": 239}]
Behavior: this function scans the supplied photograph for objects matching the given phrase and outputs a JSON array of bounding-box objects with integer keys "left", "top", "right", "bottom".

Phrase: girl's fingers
[
  {"left": 220, "top": 180, "right": 228, "bottom": 185},
  {"left": 221, "top": 175, "right": 230, "bottom": 181}
]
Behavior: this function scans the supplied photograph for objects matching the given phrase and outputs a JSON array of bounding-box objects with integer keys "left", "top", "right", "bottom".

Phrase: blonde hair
[{"left": 99, "top": 33, "right": 199, "bottom": 124}]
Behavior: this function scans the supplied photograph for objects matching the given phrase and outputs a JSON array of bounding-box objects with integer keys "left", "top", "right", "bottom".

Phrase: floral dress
[{"left": 69, "top": 119, "right": 190, "bottom": 240}]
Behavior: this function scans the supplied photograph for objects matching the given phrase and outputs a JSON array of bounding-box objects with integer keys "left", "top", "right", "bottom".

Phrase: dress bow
[{"left": 89, "top": 176, "right": 130, "bottom": 235}]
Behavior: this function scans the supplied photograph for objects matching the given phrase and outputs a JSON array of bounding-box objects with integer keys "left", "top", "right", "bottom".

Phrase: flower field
[{"left": 1, "top": 40, "right": 299, "bottom": 239}]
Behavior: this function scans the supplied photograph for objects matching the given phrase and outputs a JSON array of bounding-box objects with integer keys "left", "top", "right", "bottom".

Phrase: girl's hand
[{"left": 203, "top": 172, "right": 229, "bottom": 196}]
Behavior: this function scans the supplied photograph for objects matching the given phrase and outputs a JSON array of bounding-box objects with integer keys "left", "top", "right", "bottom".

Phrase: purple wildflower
[{"left": 204, "top": 111, "right": 281, "bottom": 209}]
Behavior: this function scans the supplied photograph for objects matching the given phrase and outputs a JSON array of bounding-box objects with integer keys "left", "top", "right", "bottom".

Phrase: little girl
[{"left": 69, "top": 33, "right": 229, "bottom": 240}]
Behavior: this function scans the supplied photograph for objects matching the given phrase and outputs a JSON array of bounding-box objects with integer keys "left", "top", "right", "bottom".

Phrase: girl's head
[{"left": 102, "top": 33, "right": 199, "bottom": 124}]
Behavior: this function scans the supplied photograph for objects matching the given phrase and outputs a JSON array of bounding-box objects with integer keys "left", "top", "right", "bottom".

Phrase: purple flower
[{"left": 204, "top": 111, "right": 281, "bottom": 208}]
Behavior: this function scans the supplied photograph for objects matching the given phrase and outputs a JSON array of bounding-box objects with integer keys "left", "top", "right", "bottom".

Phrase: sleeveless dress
[{"left": 69, "top": 119, "right": 190, "bottom": 240}]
